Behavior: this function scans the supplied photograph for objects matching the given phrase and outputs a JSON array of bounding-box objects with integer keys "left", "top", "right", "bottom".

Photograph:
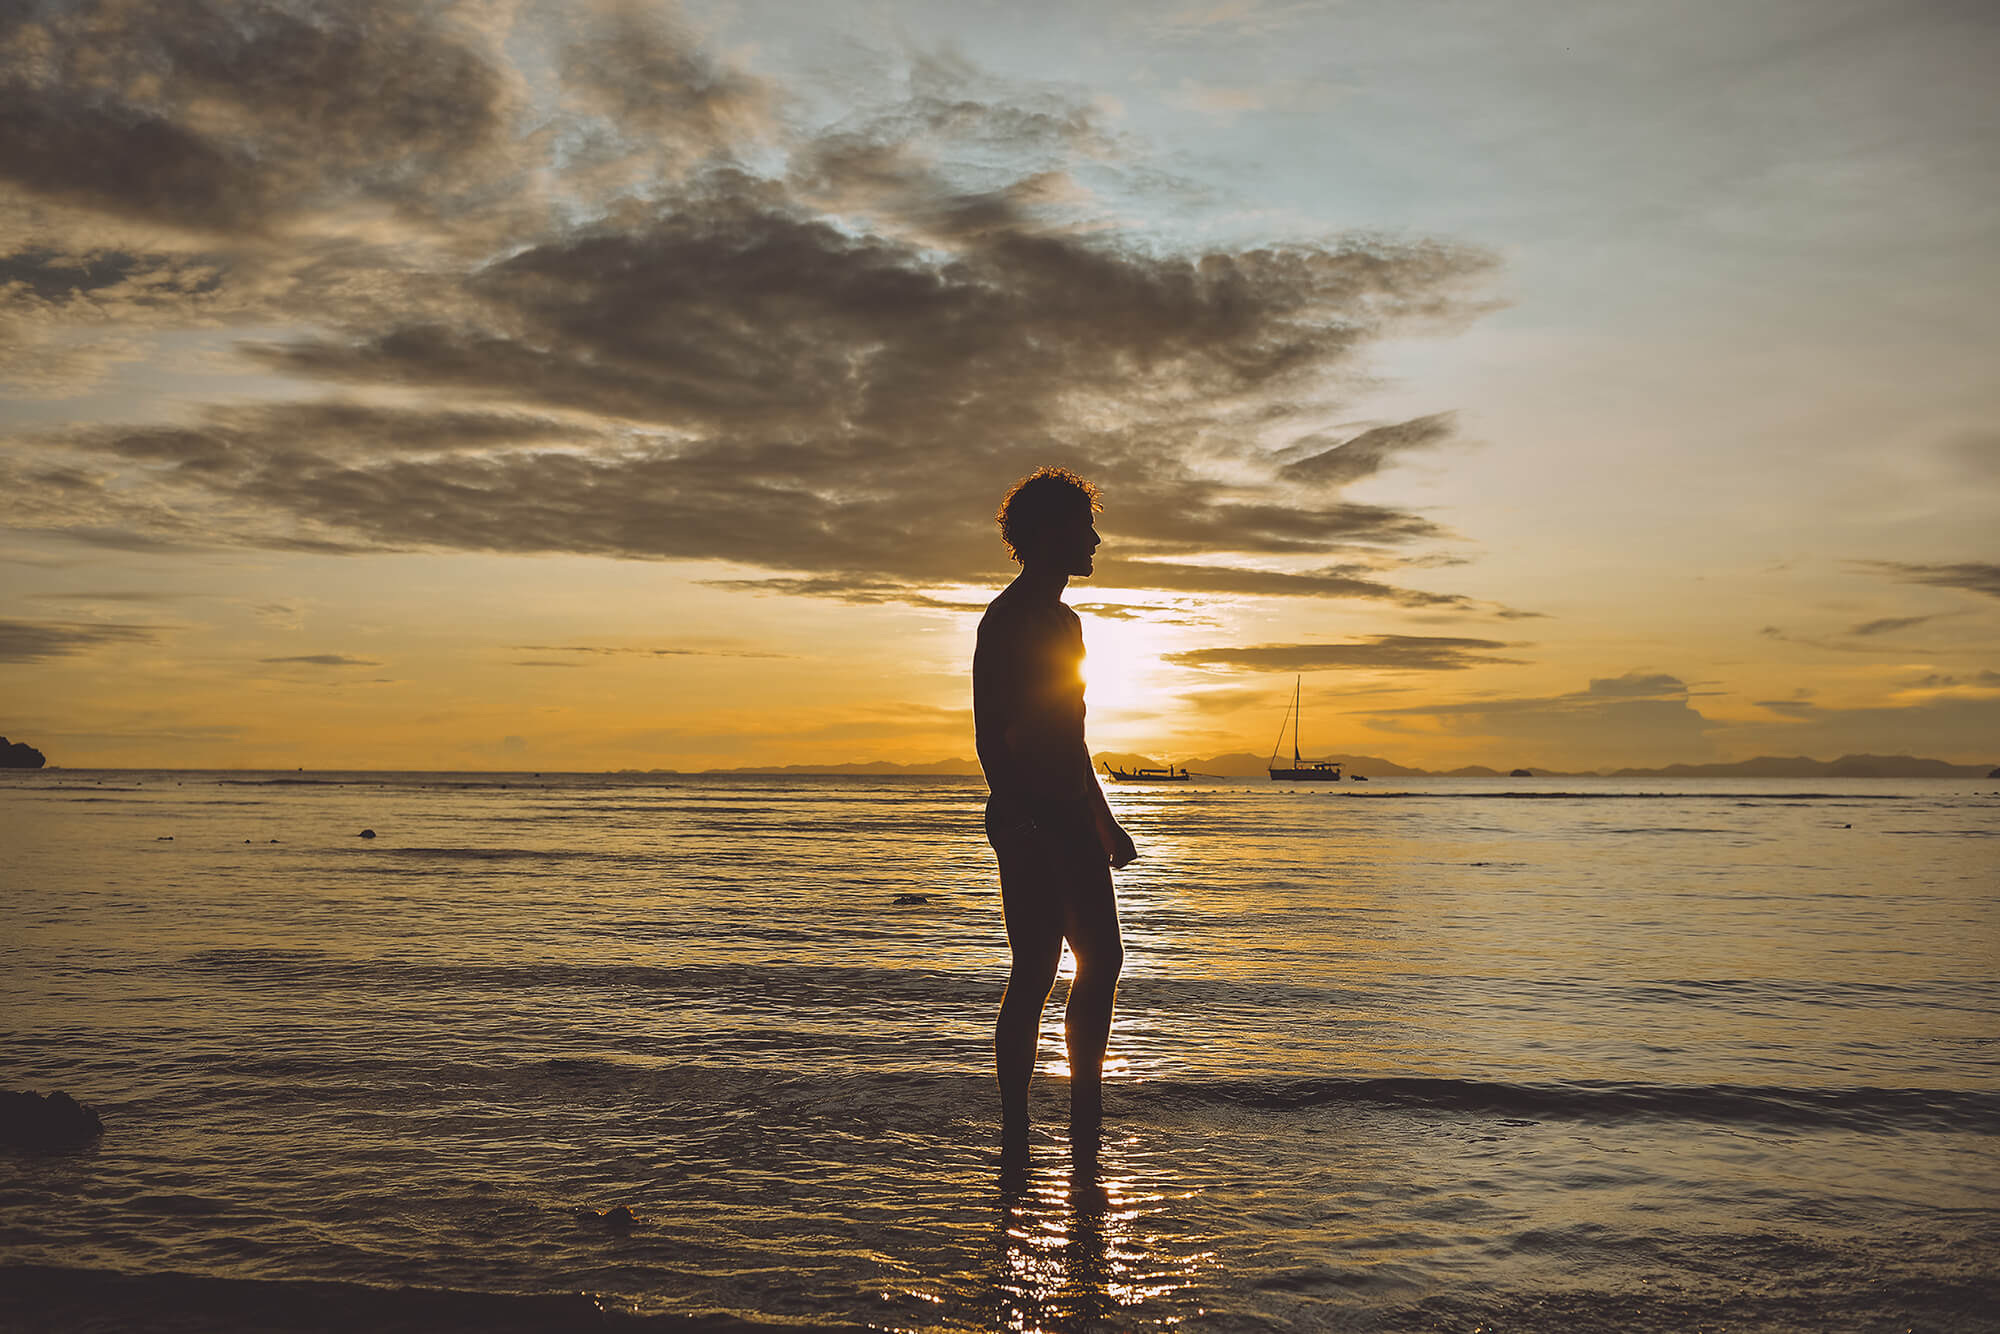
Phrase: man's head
[{"left": 997, "top": 467, "right": 1102, "bottom": 575}]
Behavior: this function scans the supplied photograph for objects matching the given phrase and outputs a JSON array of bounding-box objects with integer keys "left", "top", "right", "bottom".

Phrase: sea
[{"left": 1, "top": 769, "right": 1995, "bottom": 1332}]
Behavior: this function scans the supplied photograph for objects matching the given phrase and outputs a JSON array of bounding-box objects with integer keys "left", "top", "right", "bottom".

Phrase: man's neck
[{"left": 1013, "top": 563, "right": 1070, "bottom": 601}]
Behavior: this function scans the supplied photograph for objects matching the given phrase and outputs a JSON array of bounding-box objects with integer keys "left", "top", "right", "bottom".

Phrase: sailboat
[{"left": 1268, "top": 676, "right": 1342, "bottom": 781}]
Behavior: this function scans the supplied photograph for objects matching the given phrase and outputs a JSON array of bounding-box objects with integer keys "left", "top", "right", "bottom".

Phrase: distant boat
[
  {"left": 1102, "top": 760, "right": 1190, "bottom": 783},
  {"left": 1268, "top": 677, "right": 1342, "bottom": 782}
]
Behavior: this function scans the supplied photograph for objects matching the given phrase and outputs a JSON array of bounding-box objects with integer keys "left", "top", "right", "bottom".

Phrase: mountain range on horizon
[{"left": 692, "top": 751, "right": 2000, "bottom": 779}]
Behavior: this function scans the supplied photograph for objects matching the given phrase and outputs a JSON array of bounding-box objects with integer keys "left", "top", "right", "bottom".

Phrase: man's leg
[
  {"left": 996, "top": 847, "right": 1064, "bottom": 1143},
  {"left": 1062, "top": 862, "right": 1122, "bottom": 1130}
]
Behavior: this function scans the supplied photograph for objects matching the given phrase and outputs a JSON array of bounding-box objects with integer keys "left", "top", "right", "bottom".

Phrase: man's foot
[{"left": 1001, "top": 1106, "right": 1030, "bottom": 1152}]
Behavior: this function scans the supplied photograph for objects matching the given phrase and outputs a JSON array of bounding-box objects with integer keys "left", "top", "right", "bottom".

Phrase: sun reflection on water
[{"left": 988, "top": 1134, "right": 1212, "bottom": 1331}]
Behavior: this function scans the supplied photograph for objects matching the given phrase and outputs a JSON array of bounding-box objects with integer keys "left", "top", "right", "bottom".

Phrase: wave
[
  {"left": 1162, "top": 1075, "right": 2000, "bottom": 1133},
  {"left": 0, "top": 1263, "right": 851, "bottom": 1333},
  {"left": 177, "top": 949, "right": 1996, "bottom": 1009},
  {"left": 1332, "top": 791, "right": 1916, "bottom": 801}
]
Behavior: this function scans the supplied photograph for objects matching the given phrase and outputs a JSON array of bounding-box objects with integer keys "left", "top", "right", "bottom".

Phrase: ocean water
[{"left": 1, "top": 769, "right": 1996, "bottom": 1332}]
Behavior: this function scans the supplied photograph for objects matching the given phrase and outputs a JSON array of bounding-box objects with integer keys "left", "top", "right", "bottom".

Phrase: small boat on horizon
[
  {"left": 1101, "top": 760, "right": 1191, "bottom": 783},
  {"left": 1268, "top": 676, "right": 1342, "bottom": 782}
]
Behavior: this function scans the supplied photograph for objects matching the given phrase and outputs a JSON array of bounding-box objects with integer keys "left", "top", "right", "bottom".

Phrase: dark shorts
[
  {"left": 986, "top": 797, "right": 1104, "bottom": 887},
  {"left": 985, "top": 797, "right": 1116, "bottom": 944}
]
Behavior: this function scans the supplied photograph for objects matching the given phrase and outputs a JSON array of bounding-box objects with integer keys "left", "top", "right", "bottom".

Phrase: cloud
[
  {"left": 0, "top": 0, "right": 513, "bottom": 234},
  {"left": 557, "top": 1, "right": 772, "bottom": 149},
  {"left": 1167, "top": 634, "right": 1522, "bottom": 672},
  {"left": 703, "top": 578, "right": 989, "bottom": 612},
  {"left": 1726, "top": 692, "right": 2000, "bottom": 762},
  {"left": 510, "top": 643, "right": 790, "bottom": 658},
  {"left": 1860, "top": 561, "right": 2000, "bottom": 600},
  {"left": 26, "top": 589, "right": 187, "bottom": 603},
  {"left": 1584, "top": 671, "right": 1690, "bottom": 698},
  {"left": 0, "top": 617, "right": 158, "bottom": 662},
  {"left": 1904, "top": 669, "right": 2000, "bottom": 689},
  {"left": 1278, "top": 413, "right": 1456, "bottom": 487},
  {"left": 1358, "top": 671, "right": 1718, "bottom": 767},
  {"left": 259, "top": 654, "right": 381, "bottom": 666},
  {"left": 2, "top": 5, "right": 1498, "bottom": 608},
  {"left": 1849, "top": 614, "right": 1935, "bottom": 636},
  {"left": 1753, "top": 698, "right": 1820, "bottom": 719},
  {"left": 1378, "top": 672, "right": 1694, "bottom": 718},
  {"left": 1758, "top": 623, "right": 1940, "bottom": 655}
]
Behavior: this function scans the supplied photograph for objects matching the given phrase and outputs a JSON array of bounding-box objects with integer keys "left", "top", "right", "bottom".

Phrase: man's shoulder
[
  {"left": 978, "top": 583, "right": 1067, "bottom": 634},
  {"left": 978, "top": 583, "right": 1027, "bottom": 628}
]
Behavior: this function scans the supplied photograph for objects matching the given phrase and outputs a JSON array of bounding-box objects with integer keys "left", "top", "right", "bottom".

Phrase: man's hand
[{"left": 1106, "top": 822, "right": 1138, "bottom": 870}]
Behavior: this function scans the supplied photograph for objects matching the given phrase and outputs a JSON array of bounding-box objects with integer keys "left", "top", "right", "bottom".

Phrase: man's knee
[
  {"left": 1077, "top": 938, "right": 1123, "bottom": 982},
  {"left": 1005, "top": 957, "right": 1060, "bottom": 1002}
]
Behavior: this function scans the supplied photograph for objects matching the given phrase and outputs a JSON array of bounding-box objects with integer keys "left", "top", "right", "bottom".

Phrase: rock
[
  {"left": 1989, "top": 767, "right": 2000, "bottom": 779},
  {"left": 587, "top": 1204, "right": 639, "bottom": 1231},
  {"left": 0, "top": 1090, "right": 103, "bottom": 1149},
  {"left": 0, "top": 737, "right": 47, "bottom": 769},
  {"left": 1510, "top": 768, "right": 1533, "bottom": 778},
  {"left": 892, "top": 893, "right": 930, "bottom": 906},
  {"left": 358, "top": 829, "right": 376, "bottom": 839}
]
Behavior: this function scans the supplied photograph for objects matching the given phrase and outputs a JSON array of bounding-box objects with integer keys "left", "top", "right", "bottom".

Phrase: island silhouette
[{"left": 1, "top": 737, "right": 47, "bottom": 769}]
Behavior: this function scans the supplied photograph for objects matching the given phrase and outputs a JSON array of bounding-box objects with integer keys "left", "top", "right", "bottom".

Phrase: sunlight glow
[{"left": 1078, "top": 613, "right": 1180, "bottom": 725}]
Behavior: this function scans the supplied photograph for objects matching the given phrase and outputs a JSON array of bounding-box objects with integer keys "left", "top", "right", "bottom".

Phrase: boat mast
[
  {"left": 1293, "top": 675, "right": 1302, "bottom": 766},
  {"left": 1268, "top": 679, "right": 1297, "bottom": 771}
]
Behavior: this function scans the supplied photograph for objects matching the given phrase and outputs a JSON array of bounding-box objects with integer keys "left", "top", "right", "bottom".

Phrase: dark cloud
[
  {"left": 1754, "top": 699, "right": 1820, "bottom": 719},
  {"left": 1849, "top": 615, "right": 1935, "bottom": 636},
  {"left": 1757, "top": 623, "right": 1936, "bottom": 655},
  {"left": 1092, "top": 561, "right": 1471, "bottom": 605},
  {"left": 701, "top": 577, "right": 985, "bottom": 612},
  {"left": 510, "top": 644, "right": 790, "bottom": 659},
  {"left": 1726, "top": 692, "right": 2000, "bottom": 762},
  {"left": 557, "top": 1, "right": 771, "bottom": 149},
  {"left": 1585, "top": 671, "right": 1689, "bottom": 698},
  {"left": 1166, "top": 635, "right": 1522, "bottom": 672},
  {"left": 0, "top": 0, "right": 512, "bottom": 233},
  {"left": 1279, "top": 413, "right": 1455, "bottom": 486},
  {"left": 1378, "top": 676, "right": 1697, "bottom": 718},
  {"left": 1861, "top": 561, "right": 2000, "bottom": 600},
  {"left": 0, "top": 617, "right": 157, "bottom": 662},
  {"left": 1071, "top": 602, "right": 1216, "bottom": 627},
  {"left": 259, "top": 654, "right": 381, "bottom": 667},
  {"left": 26, "top": 589, "right": 187, "bottom": 602},
  {"left": 1904, "top": 669, "right": 2000, "bottom": 688},
  {"left": 2, "top": 5, "right": 1498, "bottom": 607},
  {"left": 1359, "top": 671, "right": 1718, "bottom": 768}
]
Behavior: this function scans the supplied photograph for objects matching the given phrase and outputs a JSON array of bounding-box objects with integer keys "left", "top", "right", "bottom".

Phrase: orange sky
[{"left": 3, "top": 0, "right": 1996, "bottom": 771}]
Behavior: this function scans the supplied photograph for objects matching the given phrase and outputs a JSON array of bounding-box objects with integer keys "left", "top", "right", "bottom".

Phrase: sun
[{"left": 1077, "top": 613, "right": 1172, "bottom": 722}]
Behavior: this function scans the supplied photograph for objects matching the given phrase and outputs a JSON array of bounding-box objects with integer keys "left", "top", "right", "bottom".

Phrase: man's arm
[{"left": 973, "top": 620, "right": 1031, "bottom": 811}]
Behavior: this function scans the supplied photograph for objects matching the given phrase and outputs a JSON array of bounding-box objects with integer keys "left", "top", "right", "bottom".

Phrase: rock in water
[
  {"left": 0, "top": 737, "right": 47, "bottom": 769},
  {"left": 0, "top": 1090, "right": 104, "bottom": 1148},
  {"left": 892, "top": 893, "right": 930, "bottom": 906},
  {"left": 1510, "top": 768, "right": 1533, "bottom": 778},
  {"left": 358, "top": 828, "right": 376, "bottom": 839}
]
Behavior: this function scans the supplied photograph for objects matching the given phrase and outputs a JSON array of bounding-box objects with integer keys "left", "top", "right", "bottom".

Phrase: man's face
[{"left": 1049, "top": 504, "right": 1101, "bottom": 577}]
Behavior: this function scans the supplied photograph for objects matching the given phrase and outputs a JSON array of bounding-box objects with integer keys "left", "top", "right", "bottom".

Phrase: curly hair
[{"left": 996, "top": 466, "right": 1101, "bottom": 564}]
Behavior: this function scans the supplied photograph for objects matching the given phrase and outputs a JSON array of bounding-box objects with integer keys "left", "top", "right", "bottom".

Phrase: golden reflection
[{"left": 988, "top": 1132, "right": 1211, "bottom": 1331}]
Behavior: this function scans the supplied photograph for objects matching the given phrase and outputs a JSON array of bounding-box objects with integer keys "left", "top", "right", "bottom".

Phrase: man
[{"left": 973, "top": 467, "right": 1137, "bottom": 1153}]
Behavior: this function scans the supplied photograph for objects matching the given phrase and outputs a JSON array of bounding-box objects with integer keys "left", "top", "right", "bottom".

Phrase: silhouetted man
[{"left": 974, "top": 467, "right": 1137, "bottom": 1154}]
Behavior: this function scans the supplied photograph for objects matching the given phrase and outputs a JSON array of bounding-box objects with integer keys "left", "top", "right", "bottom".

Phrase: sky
[{"left": 2, "top": 0, "right": 1996, "bottom": 772}]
